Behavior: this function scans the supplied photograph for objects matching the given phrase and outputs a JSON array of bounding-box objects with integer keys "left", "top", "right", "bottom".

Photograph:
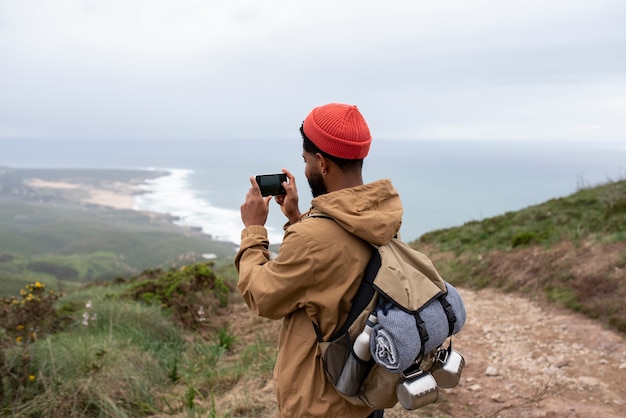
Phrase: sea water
[{"left": 2, "top": 138, "right": 624, "bottom": 244}]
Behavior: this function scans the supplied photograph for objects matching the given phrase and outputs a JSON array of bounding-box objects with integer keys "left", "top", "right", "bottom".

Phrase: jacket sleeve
[{"left": 235, "top": 224, "right": 318, "bottom": 320}]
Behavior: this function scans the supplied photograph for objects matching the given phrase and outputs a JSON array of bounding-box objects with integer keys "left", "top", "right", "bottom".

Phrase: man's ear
[{"left": 315, "top": 152, "right": 329, "bottom": 174}]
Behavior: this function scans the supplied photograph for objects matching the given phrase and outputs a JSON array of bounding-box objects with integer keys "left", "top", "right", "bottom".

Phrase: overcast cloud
[{"left": 1, "top": 0, "right": 625, "bottom": 142}]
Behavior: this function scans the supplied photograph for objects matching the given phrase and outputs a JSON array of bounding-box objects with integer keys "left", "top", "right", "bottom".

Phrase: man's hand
[
  {"left": 240, "top": 177, "right": 272, "bottom": 227},
  {"left": 275, "top": 168, "right": 301, "bottom": 225}
]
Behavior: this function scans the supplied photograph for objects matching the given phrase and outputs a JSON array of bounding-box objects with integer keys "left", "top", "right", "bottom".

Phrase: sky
[{"left": 1, "top": 0, "right": 625, "bottom": 143}]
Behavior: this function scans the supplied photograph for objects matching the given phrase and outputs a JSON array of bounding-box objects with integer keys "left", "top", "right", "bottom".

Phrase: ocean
[{"left": 2, "top": 138, "right": 624, "bottom": 244}]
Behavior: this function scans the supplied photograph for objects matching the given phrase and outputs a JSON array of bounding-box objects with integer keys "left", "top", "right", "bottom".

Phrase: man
[{"left": 235, "top": 103, "right": 402, "bottom": 417}]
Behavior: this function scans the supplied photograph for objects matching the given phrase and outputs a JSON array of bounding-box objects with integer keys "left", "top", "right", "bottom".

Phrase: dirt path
[
  {"left": 387, "top": 287, "right": 626, "bottom": 418},
  {"left": 220, "top": 287, "right": 626, "bottom": 417}
]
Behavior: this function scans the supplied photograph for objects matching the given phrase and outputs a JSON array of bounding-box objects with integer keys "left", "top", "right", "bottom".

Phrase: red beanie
[{"left": 303, "top": 103, "right": 372, "bottom": 160}]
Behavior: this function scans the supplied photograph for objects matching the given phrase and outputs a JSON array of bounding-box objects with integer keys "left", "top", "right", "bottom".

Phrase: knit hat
[{"left": 303, "top": 103, "right": 372, "bottom": 160}]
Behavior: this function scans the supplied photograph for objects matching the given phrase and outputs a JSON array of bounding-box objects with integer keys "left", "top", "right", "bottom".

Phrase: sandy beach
[{"left": 24, "top": 177, "right": 142, "bottom": 210}]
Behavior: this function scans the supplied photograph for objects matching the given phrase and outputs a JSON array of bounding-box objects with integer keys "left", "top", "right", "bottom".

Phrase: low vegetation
[
  {"left": 0, "top": 179, "right": 624, "bottom": 416},
  {"left": 1, "top": 263, "right": 277, "bottom": 417}
]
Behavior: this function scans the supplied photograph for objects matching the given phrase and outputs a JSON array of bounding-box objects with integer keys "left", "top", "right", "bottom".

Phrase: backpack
[{"left": 312, "top": 227, "right": 466, "bottom": 410}]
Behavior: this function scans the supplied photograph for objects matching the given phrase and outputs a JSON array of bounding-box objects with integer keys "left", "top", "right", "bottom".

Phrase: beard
[{"left": 307, "top": 171, "right": 327, "bottom": 198}]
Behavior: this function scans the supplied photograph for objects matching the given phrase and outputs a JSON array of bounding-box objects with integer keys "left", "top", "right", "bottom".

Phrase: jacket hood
[{"left": 310, "top": 179, "right": 403, "bottom": 246}]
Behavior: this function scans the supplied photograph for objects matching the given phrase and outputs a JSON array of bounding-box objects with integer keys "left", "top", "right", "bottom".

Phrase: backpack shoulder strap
[
  {"left": 325, "top": 247, "right": 380, "bottom": 341},
  {"left": 309, "top": 214, "right": 381, "bottom": 342}
]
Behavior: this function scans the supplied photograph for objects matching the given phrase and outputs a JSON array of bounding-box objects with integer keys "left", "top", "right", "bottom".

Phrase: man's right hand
[{"left": 240, "top": 177, "right": 271, "bottom": 227}]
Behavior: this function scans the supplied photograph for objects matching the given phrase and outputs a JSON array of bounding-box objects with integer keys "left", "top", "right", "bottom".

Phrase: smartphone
[{"left": 255, "top": 173, "right": 287, "bottom": 197}]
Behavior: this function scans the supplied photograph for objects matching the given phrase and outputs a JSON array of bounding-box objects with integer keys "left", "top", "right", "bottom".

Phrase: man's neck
[{"left": 326, "top": 173, "right": 363, "bottom": 193}]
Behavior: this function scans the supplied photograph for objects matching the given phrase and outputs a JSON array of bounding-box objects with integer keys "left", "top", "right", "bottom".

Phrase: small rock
[
  {"left": 485, "top": 366, "right": 499, "bottom": 376},
  {"left": 468, "top": 384, "right": 482, "bottom": 392},
  {"left": 490, "top": 393, "right": 504, "bottom": 403},
  {"left": 555, "top": 357, "right": 570, "bottom": 368},
  {"left": 579, "top": 376, "right": 601, "bottom": 389},
  {"left": 618, "top": 362, "right": 626, "bottom": 370}
]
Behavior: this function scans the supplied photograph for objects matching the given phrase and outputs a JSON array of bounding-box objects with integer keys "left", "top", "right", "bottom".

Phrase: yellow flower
[
  {"left": 16, "top": 324, "right": 25, "bottom": 331},
  {"left": 34, "top": 281, "right": 44, "bottom": 288},
  {"left": 16, "top": 336, "right": 23, "bottom": 343},
  {"left": 28, "top": 375, "right": 36, "bottom": 382},
  {"left": 20, "top": 289, "right": 27, "bottom": 296}
]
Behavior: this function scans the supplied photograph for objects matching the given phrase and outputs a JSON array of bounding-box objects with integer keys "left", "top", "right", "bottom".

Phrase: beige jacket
[{"left": 235, "top": 179, "right": 403, "bottom": 417}]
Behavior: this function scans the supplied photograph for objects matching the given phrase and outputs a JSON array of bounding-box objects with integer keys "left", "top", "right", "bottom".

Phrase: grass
[
  {"left": 5, "top": 285, "right": 184, "bottom": 416},
  {"left": 419, "top": 179, "right": 626, "bottom": 253},
  {"left": 1, "top": 263, "right": 280, "bottom": 417}
]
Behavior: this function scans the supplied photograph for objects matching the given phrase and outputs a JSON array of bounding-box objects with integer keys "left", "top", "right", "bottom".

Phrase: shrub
[
  {"left": 26, "top": 261, "right": 79, "bottom": 280},
  {"left": 0, "top": 282, "right": 63, "bottom": 406},
  {"left": 127, "top": 263, "right": 232, "bottom": 329},
  {"left": 511, "top": 230, "right": 550, "bottom": 248},
  {"left": 605, "top": 198, "right": 626, "bottom": 218},
  {"left": 512, "top": 231, "right": 540, "bottom": 248}
]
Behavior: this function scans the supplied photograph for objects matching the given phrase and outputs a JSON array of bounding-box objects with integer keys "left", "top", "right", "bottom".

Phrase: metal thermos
[{"left": 334, "top": 313, "right": 378, "bottom": 396}]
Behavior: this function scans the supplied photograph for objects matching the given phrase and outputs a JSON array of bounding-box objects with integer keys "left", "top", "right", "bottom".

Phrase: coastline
[
  {"left": 132, "top": 169, "right": 251, "bottom": 244},
  {"left": 2, "top": 167, "right": 246, "bottom": 245},
  {"left": 1, "top": 166, "right": 179, "bottom": 225},
  {"left": 7, "top": 167, "right": 246, "bottom": 245},
  {"left": 0, "top": 167, "right": 241, "bottom": 293}
]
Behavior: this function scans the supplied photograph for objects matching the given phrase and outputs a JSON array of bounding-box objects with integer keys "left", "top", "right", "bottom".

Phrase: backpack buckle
[
  {"left": 435, "top": 347, "right": 449, "bottom": 365},
  {"left": 402, "top": 363, "right": 425, "bottom": 380}
]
